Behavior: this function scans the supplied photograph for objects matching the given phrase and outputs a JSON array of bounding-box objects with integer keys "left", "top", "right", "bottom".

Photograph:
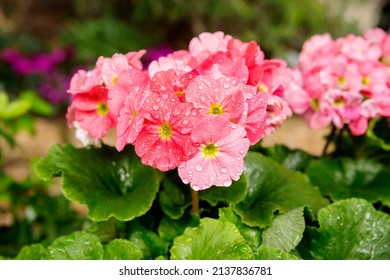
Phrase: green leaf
[
  {"left": 234, "top": 152, "right": 328, "bottom": 228},
  {"left": 0, "top": 96, "right": 31, "bottom": 119},
  {"left": 47, "top": 231, "right": 103, "bottom": 260},
  {"left": 199, "top": 174, "right": 248, "bottom": 206},
  {"left": 366, "top": 117, "right": 390, "bottom": 151},
  {"left": 15, "top": 244, "right": 47, "bottom": 260},
  {"left": 20, "top": 90, "right": 54, "bottom": 116},
  {"left": 255, "top": 246, "right": 301, "bottom": 260},
  {"left": 34, "top": 144, "right": 160, "bottom": 221},
  {"left": 159, "top": 174, "right": 191, "bottom": 219},
  {"left": 170, "top": 218, "right": 254, "bottom": 260},
  {"left": 219, "top": 206, "right": 262, "bottom": 253},
  {"left": 299, "top": 198, "right": 390, "bottom": 260},
  {"left": 306, "top": 157, "right": 390, "bottom": 206},
  {"left": 261, "top": 145, "right": 314, "bottom": 171},
  {"left": 128, "top": 221, "right": 169, "bottom": 260},
  {"left": 103, "top": 239, "right": 143, "bottom": 260},
  {"left": 262, "top": 207, "right": 305, "bottom": 252},
  {"left": 158, "top": 213, "right": 200, "bottom": 242}
]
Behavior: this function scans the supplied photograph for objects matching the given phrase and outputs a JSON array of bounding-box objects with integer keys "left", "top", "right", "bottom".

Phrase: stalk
[
  {"left": 191, "top": 188, "right": 199, "bottom": 215},
  {"left": 322, "top": 125, "right": 336, "bottom": 156}
]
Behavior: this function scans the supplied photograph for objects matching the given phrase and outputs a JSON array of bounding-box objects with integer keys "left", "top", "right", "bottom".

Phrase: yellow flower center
[
  {"left": 310, "top": 98, "right": 319, "bottom": 110},
  {"left": 362, "top": 76, "right": 370, "bottom": 86},
  {"left": 158, "top": 122, "right": 173, "bottom": 141},
  {"left": 258, "top": 83, "right": 268, "bottom": 93},
  {"left": 97, "top": 102, "right": 109, "bottom": 116},
  {"left": 209, "top": 103, "right": 224, "bottom": 115},
  {"left": 334, "top": 97, "right": 344, "bottom": 106},
  {"left": 112, "top": 75, "right": 118, "bottom": 85},
  {"left": 337, "top": 76, "right": 346, "bottom": 87},
  {"left": 129, "top": 110, "right": 137, "bottom": 122},
  {"left": 176, "top": 90, "right": 185, "bottom": 97},
  {"left": 202, "top": 143, "right": 218, "bottom": 158}
]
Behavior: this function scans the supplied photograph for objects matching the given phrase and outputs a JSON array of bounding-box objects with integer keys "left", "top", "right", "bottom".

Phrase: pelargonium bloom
[{"left": 178, "top": 115, "right": 250, "bottom": 191}]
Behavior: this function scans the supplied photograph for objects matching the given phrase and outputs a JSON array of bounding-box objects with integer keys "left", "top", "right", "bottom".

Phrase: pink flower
[
  {"left": 298, "top": 33, "right": 337, "bottom": 71},
  {"left": 68, "top": 85, "right": 116, "bottom": 139},
  {"left": 150, "top": 68, "right": 199, "bottom": 101},
  {"left": 185, "top": 74, "right": 246, "bottom": 123},
  {"left": 133, "top": 92, "right": 199, "bottom": 171},
  {"left": 108, "top": 68, "right": 150, "bottom": 118},
  {"left": 240, "top": 85, "right": 268, "bottom": 144},
  {"left": 178, "top": 115, "right": 249, "bottom": 191},
  {"left": 148, "top": 56, "right": 193, "bottom": 79},
  {"left": 124, "top": 50, "right": 146, "bottom": 69},
  {"left": 68, "top": 69, "right": 101, "bottom": 95},
  {"left": 189, "top": 31, "right": 232, "bottom": 63},
  {"left": 102, "top": 54, "right": 133, "bottom": 88},
  {"left": 114, "top": 71, "right": 152, "bottom": 151},
  {"left": 335, "top": 34, "right": 382, "bottom": 62}
]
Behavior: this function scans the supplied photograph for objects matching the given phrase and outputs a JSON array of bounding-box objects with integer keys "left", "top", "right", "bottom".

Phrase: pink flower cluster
[
  {"left": 66, "top": 32, "right": 293, "bottom": 191},
  {"left": 285, "top": 28, "right": 390, "bottom": 135}
]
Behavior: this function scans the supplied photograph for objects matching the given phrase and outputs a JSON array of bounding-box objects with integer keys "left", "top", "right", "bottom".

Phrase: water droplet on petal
[
  {"left": 182, "top": 119, "right": 189, "bottom": 125},
  {"left": 220, "top": 167, "right": 228, "bottom": 174},
  {"left": 209, "top": 177, "right": 215, "bottom": 182},
  {"left": 223, "top": 180, "right": 232, "bottom": 187},
  {"left": 152, "top": 105, "right": 159, "bottom": 111},
  {"left": 200, "top": 96, "right": 206, "bottom": 102},
  {"left": 162, "top": 93, "right": 169, "bottom": 99},
  {"left": 195, "top": 165, "right": 203, "bottom": 171}
]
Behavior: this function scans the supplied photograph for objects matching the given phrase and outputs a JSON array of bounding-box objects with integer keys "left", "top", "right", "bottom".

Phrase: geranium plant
[{"left": 3, "top": 31, "right": 389, "bottom": 260}]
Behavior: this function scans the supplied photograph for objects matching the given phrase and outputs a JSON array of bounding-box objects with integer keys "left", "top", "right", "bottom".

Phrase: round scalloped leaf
[
  {"left": 234, "top": 152, "right": 328, "bottom": 228},
  {"left": 15, "top": 244, "right": 47, "bottom": 260},
  {"left": 260, "top": 145, "right": 314, "bottom": 171},
  {"left": 34, "top": 144, "right": 160, "bottom": 221},
  {"left": 159, "top": 175, "right": 192, "bottom": 219},
  {"left": 103, "top": 239, "right": 143, "bottom": 260},
  {"left": 306, "top": 157, "right": 390, "bottom": 206},
  {"left": 219, "top": 206, "right": 262, "bottom": 252},
  {"left": 170, "top": 218, "right": 254, "bottom": 260},
  {"left": 262, "top": 207, "right": 305, "bottom": 252},
  {"left": 199, "top": 174, "right": 248, "bottom": 206},
  {"left": 366, "top": 117, "right": 390, "bottom": 151},
  {"left": 47, "top": 231, "right": 103, "bottom": 260},
  {"left": 299, "top": 198, "right": 390, "bottom": 260},
  {"left": 255, "top": 246, "right": 301, "bottom": 260}
]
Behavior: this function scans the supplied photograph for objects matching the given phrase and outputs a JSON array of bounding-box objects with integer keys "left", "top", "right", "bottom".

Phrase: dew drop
[
  {"left": 223, "top": 84, "right": 230, "bottom": 89},
  {"left": 152, "top": 105, "right": 159, "bottom": 111},
  {"left": 173, "top": 108, "right": 181, "bottom": 116},
  {"left": 223, "top": 180, "right": 232, "bottom": 187},
  {"left": 239, "top": 149, "right": 246, "bottom": 154},
  {"left": 200, "top": 96, "right": 206, "bottom": 102},
  {"left": 209, "top": 177, "right": 215, "bottom": 182},
  {"left": 195, "top": 165, "right": 203, "bottom": 171},
  {"left": 198, "top": 85, "right": 204, "bottom": 90},
  {"left": 182, "top": 119, "right": 189, "bottom": 125},
  {"left": 162, "top": 93, "right": 169, "bottom": 99},
  {"left": 220, "top": 167, "right": 228, "bottom": 174}
]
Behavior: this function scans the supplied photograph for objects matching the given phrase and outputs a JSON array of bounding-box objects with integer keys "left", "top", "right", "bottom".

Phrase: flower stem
[
  {"left": 191, "top": 188, "right": 199, "bottom": 215},
  {"left": 322, "top": 125, "right": 336, "bottom": 156}
]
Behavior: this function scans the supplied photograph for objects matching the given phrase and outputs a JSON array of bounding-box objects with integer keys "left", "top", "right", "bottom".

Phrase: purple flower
[{"left": 144, "top": 44, "right": 174, "bottom": 66}]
